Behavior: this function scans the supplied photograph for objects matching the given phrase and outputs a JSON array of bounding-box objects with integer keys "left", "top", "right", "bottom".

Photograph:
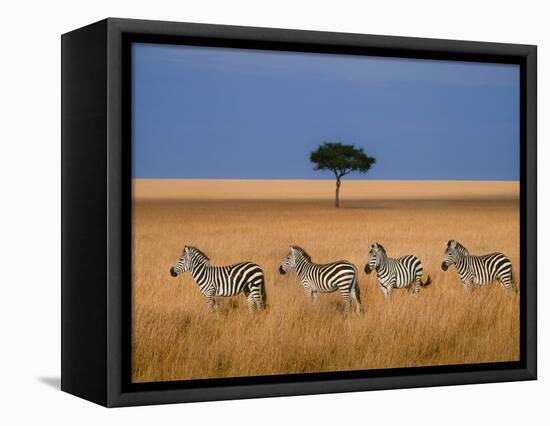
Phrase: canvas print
[{"left": 131, "top": 43, "right": 520, "bottom": 383}]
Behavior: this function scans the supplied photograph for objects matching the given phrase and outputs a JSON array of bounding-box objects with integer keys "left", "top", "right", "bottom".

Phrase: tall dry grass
[{"left": 132, "top": 180, "right": 520, "bottom": 383}]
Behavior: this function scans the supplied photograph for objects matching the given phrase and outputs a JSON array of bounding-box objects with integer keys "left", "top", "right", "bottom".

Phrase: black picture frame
[{"left": 61, "top": 17, "right": 537, "bottom": 407}]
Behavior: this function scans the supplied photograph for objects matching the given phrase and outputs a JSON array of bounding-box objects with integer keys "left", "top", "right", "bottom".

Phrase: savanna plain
[{"left": 132, "top": 179, "right": 520, "bottom": 383}]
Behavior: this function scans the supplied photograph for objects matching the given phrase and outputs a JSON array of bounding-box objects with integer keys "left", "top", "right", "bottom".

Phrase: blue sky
[{"left": 132, "top": 43, "right": 519, "bottom": 180}]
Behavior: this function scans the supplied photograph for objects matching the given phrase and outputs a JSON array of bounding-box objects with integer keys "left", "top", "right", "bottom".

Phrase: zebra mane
[
  {"left": 187, "top": 246, "right": 211, "bottom": 263},
  {"left": 448, "top": 240, "right": 469, "bottom": 256},
  {"left": 370, "top": 242, "right": 387, "bottom": 256},
  {"left": 376, "top": 243, "right": 387, "bottom": 256},
  {"left": 291, "top": 245, "right": 311, "bottom": 260}
]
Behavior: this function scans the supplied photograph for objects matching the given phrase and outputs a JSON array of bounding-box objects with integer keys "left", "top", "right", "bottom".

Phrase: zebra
[
  {"left": 170, "top": 245, "right": 267, "bottom": 311},
  {"left": 278, "top": 245, "right": 361, "bottom": 314},
  {"left": 364, "top": 242, "right": 431, "bottom": 300},
  {"left": 441, "top": 240, "right": 516, "bottom": 291}
]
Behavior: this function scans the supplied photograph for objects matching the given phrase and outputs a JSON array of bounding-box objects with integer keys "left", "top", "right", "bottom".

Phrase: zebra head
[
  {"left": 170, "top": 246, "right": 193, "bottom": 277},
  {"left": 442, "top": 240, "right": 469, "bottom": 271},
  {"left": 364, "top": 242, "right": 386, "bottom": 274},
  {"left": 279, "top": 245, "right": 297, "bottom": 275}
]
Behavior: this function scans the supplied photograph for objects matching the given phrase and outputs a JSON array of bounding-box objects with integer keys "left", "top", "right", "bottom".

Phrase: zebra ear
[
  {"left": 369, "top": 243, "right": 375, "bottom": 250},
  {"left": 449, "top": 240, "right": 457, "bottom": 248},
  {"left": 289, "top": 245, "right": 295, "bottom": 253},
  {"left": 184, "top": 245, "right": 189, "bottom": 254}
]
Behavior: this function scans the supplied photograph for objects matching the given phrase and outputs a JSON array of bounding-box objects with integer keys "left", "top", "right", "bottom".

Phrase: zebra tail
[
  {"left": 511, "top": 271, "right": 518, "bottom": 293},
  {"left": 353, "top": 274, "right": 361, "bottom": 304},
  {"left": 261, "top": 277, "right": 268, "bottom": 308},
  {"left": 421, "top": 275, "right": 432, "bottom": 287}
]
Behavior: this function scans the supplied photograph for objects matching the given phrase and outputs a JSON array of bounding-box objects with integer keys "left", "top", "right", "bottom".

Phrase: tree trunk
[{"left": 335, "top": 177, "right": 341, "bottom": 208}]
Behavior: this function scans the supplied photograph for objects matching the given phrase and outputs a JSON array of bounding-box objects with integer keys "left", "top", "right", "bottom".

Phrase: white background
[{"left": 0, "top": 0, "right": 546, "bottom": 424}]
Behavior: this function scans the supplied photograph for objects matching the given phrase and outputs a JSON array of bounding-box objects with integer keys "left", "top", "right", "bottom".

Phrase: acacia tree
[{"left": 310, "top": 142, "right": 376, "bottom": 208}]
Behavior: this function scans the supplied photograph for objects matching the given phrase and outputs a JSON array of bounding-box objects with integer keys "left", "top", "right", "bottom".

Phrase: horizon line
[{"left": 132, "top": 177, "right": 520, "bottom": 183}]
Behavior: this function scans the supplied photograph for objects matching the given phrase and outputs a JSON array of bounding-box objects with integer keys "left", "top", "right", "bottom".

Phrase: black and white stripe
[
  {"left": 441, "top": 240, "right": 516, "bottom": 291},
  {"left": 170, "top": 245, "right": 267, "bottom": 310},
  {"left": 364, "top": 242, "right": 431, "bottom": 300},
  {"left": 279, "top": 245, "right": 361, "bottom": 314}
]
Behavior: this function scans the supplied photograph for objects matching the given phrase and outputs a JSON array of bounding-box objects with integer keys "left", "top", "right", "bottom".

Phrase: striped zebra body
[
  {"left": 442, "top": 240, "right": 515, "bottom": 291},
  {"left": 279, "top": 245, "right": 361, "bottom": 314},
  {"left": 364, "top": 242, "right": 430, "bottom": 300},
  {"left": 170, "top": 246, "right": 267, "bottom": 310}
]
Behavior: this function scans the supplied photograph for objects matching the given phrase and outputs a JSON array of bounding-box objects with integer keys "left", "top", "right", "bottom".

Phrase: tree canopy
[{"left": 310, "top": 142, "right": 376, "bottom": 179}]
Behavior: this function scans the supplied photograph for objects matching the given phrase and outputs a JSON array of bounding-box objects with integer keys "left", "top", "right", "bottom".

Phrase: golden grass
[{"left": 132, "top": 179, "right": 520, "bottom": 383}]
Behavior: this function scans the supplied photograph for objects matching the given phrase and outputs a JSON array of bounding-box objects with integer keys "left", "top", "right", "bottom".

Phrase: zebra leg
[
  {"left": 258, "top": 278, "right": 267, "bottom": 309},
  {"left": 380, "top": 285, "right": 389, "bottom": 301},
  {"left": 246, "top": 280, "right": 267, "bottom": 310},
  {"left": 243, "top": 283, "right": 258, "bottom": 311},
  {"left": 385, "top": 285, "right": 393, "bottom": 300},
  {"left": 206, "top": 297, "right": 218, "bottom": 311},
  {"left": 339, "top": 289, "right": 352, "bottom": 312},
  {"left": 413, "top": 278, "right": 421, "bottom": 295},
  {"left": 496, "top": 265, "right": 515, "bottom": 292},
  {"left": 306, "top": 289, "right": 316, "bottom": 303},
  {"left": 247, "top": 293, "right": 256, "bottom": 311},
  {"left": 304, "top": 287, "right": 315, "bottom": 303},
  {"left": 499, "top": 275, "right": 516, "bottom": 292},
  {"left": 381, "top": 281, "right": 394, "bottom": 302}
]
